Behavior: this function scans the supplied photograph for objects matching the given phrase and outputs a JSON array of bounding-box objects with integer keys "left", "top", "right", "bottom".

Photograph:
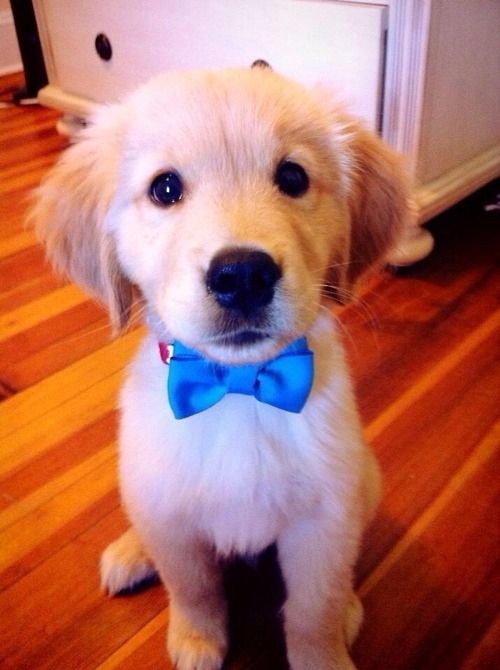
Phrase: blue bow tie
[{"left": 163, "top": 337, "right": 314, "bottom": 419}]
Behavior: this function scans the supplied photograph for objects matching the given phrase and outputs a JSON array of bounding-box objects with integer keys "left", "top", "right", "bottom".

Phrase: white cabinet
[
  {"left": 33, "top": 0, "right": 500, "bottom": 263},
  {"left": 34, "top": 0, "right": 387, "bottom": 130},
  {"left": 382, "top": 0, "right": 500, "bottom": 247}
]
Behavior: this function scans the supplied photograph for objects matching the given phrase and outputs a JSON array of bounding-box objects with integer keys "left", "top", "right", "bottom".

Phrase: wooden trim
[
  {"left": 37, "top": 84, "right": 97, "bottom": 119},
  {"left": 383, "top": 0, "right": 431, "bottom": 170},
  {"left": 391, "top": 144, "right": 500, "bottom": 265},
  {"left": 416, "top": 144, "right": 500, "bottom": 222}
]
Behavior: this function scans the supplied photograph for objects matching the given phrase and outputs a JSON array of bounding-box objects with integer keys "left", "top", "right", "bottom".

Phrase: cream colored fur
[{"left": 33, "top": 68, "right": 408, "bottom": 670}]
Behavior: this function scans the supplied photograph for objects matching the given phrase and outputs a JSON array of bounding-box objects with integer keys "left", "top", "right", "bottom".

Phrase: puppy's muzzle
[{"left": 207, "top": 248, "right": 281, "bottom": 317}]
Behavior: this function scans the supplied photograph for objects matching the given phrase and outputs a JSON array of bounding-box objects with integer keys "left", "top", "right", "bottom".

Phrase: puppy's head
[{"left": 33, "top": 68, "right": 408, "bottom": 364}]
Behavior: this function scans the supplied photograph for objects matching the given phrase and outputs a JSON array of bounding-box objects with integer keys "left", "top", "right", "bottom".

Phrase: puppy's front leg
[
  {"left": 101, "top": 527, "right": 158, "bottom": 595},
  {"left": 155, "top": 529, "right": 228, "bottom": 670},
  {"left": 278, "top": 516, "right": 360, "bottom": 670}
]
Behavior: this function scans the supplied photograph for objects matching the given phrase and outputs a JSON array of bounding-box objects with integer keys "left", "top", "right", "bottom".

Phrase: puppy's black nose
[{"left": 207, "top": 248, "right": 281, "bottom": 314}]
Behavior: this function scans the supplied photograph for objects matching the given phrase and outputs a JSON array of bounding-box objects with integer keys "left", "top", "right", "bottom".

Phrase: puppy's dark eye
[
  {"left": 275, "top": 160, "right": 309, "bottom": 198},
  {"left": 149, "top": 171, "right": 184, "bottom": 206}
]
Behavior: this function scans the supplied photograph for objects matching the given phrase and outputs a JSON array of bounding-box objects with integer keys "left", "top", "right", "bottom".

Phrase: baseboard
[
  {"left": 0, "top": 9, "right": 22, "bottom": 76},
  {"left": 416, "top": 144, "right": 500, "bottom": 222},
  {"left": 37, "top": 84, "right": 97, "bottom": 118}
]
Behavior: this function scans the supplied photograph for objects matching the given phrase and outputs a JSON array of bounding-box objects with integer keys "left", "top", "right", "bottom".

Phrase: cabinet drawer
[{"left": 35, "top": 0, "right": 386, "bottom": 129}]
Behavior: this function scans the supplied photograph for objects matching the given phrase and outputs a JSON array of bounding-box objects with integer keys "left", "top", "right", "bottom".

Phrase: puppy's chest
[{"left": 165, "top": 399, "right": 325, "bottom": 554}]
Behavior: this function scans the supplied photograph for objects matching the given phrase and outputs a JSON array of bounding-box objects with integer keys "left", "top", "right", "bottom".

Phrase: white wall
[{"left": 0, "top": 3, "right": 22, "bottom": 75}]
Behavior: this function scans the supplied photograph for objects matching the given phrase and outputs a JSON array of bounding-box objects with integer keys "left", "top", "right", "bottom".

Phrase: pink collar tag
[{"left": 158, "top": 342, "right": 174, "bottom": 365}]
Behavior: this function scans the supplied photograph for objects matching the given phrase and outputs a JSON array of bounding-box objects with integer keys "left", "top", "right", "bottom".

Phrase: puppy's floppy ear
[
  {"left": 330, "top": 120, "right": 409, "bottom": 302},
  {"left": 31, "top": 106, "right": 132, "bottom": 332}
]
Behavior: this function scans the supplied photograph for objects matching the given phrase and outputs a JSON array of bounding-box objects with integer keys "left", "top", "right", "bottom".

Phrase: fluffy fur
[{"left": 33, "top": 68, "right": 409, "bottom": 669}]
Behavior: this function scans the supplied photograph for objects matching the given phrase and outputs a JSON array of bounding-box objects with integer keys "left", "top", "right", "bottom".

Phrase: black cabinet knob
[
  {"left": 95, "top": 33, "right": 112, "bottom": 61},
  {"left": 251, "top": 59, "right": 272, "bottom": 70}
]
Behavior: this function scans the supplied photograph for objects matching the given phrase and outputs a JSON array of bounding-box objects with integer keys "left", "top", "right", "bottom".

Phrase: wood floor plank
[
  {"left": 0, "top": 443, "right": 115, "bottom": 531},
  {"left": 0, "top": 122, "right": 66, "bottom": 169},
  {"left": 2, "top": 318, "right": 112, "bottom": 393},
  {"left": 0, "top": 508, "right": 165, "bottom": 670},
  {"left": 0, "top": 487, "right": 120, "bottom": 591},
  {"left": 359, "top": 420, "right": 500, "bottom": 598},
  {"left": 0, "top": 369, "right": 122, "bottom": 482},
  {"left": 95, "top": 611, "right": 169, "bottom": 670},
  {"left": 460, "top": 614, "right": 500, "bottom": 670},
  {"left": 353, "top": 426, "right": 500, "bottom": 670},
  {"left": 97, "top": 625, "right": 171, "bottom": 670},
  {"left": 0, "top": 228, "right": 36, "bottom": 259},
  {"left": 0, "top": 411, "right": 117, "bottom": 511},
  {"left": 0, "top": 328, "right": 141, "bottom": 443},
  {"left": 0, "top": 245, "right": 50, "bottom": 292},
  {"left": 364, "top": 309, "right": 499, "bottom": 443},
  {"left": 344, "top": 263, "right": 500, "bottom": 426},
  {"left": 0, "top": 508, "right": 126, "bottom": 653},
  {"left": 0, "top": 273, "right": 60, "bottom": 314},
  {"left": 0, "top": 284, "right": 88, "bottom": 342},
  {"left": 0, "top": 449, "right": 116, "bottom": 579},
  {"left": 0, "top": 151, "right": 65, "bottom": 196},
  {"left": 358, "top": 325, "right": 500, "bottom": 580},
  {"left": 0, "top": 297, "right": 113, "bottom": 393}
]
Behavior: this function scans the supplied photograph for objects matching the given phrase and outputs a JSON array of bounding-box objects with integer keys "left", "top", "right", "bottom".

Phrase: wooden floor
[{"left": 1, "top": 71, "right": 499, "bottom": 669}]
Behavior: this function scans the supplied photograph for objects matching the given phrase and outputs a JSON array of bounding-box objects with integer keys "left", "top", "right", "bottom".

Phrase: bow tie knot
[{"left": 162, "top": 338, "right": 314, "bottom": 419}]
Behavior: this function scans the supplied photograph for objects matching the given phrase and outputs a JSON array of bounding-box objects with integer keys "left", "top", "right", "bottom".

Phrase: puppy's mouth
[
  {"left": 209, "top": 329, "right": 271, "bottom": 348},
  {"left": 200, "top": 324, "right": 290, "bottom": 365}
]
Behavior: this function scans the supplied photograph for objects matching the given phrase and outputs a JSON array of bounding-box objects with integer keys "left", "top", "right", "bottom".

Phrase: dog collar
[{"left": 158, "top": 338, "right": 314, "bottom": 419}]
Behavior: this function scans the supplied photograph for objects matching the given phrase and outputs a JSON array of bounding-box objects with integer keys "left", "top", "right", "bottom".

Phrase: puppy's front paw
[
  {"left": 100, "top": 528, "right": 157, "bottom": 595},
  {"left": 167, "top": 604, "right": 226, "bottom": 670},
  {"left": 287, "top": 637, "right": 357, "bottom": 670}
]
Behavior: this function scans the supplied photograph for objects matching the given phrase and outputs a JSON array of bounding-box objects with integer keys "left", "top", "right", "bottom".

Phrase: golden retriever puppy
[{"left": 33, "top": 68, "right": 408, "bottom": 670}]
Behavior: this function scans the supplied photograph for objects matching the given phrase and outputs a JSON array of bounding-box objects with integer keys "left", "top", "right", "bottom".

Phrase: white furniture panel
[
  {"left": 35, "top": 0, "right": 386, "bottom": 130},
  {"left": 417, "top": 0, "right": 500, "bottom": 184}
]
